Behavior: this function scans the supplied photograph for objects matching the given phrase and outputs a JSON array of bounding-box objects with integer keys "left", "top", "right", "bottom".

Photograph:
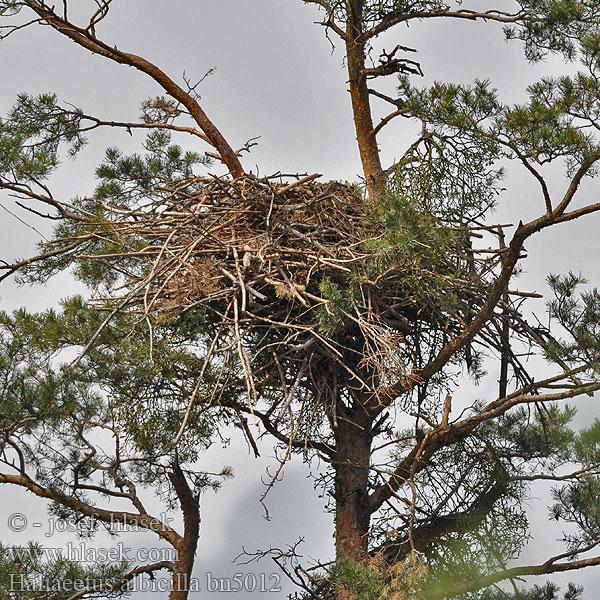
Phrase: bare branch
[
  {"left": 21, "top": 1, "right": 244, "bottom": 176},
  {"left": 303, "top": 0, "right": 347, "bottom": 40},
  {"left": 364, "top": 8, "right": 533, "bottom": 41},
  {"left": 0, "top": 472, "right": 182, "bottom": 547},
  {"left": 85, "top": 0, "right": 114, "bottom": 37},
  {"left": 66, "top": 561, "right": 174, "bottom": 600}
]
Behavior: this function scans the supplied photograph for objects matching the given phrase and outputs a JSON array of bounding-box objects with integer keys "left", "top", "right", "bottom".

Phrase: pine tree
[
  {"left": 0, "top": 303, "right": 233, "bottom": 599},
  {"left": 2, "top": 2, "right": 600, "bottom": 600}
]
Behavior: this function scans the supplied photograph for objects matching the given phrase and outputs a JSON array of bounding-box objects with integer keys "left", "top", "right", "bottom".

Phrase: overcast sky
[{"left": 1, "top": 1, "right": 600, "bottom": 598}]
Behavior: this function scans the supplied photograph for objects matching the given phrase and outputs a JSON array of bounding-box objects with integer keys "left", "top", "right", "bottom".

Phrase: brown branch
[
  {"left": 506, "top": 143, "right": 553, "bottom": 213},
  {"left": 237, "top": 410, "right": 260, "bottom": 458},
  {"left": 85, "top": 0, "right": 114, "bottom": 37},
  {"left": 371, "top": 108, "right": 405, "bottom": 138},
  {"left": 0, "top": 16, "right": 45, "bottom": 40},
  {"left": 426, "top": 554, "right": 600, "bottom": 599},
  {"left": 553, "top": 152, "right": 600, "bottom": 216},
  {"left": 66, "top": 561, "right": 174, "bottom": 600},
  {"left": 0, "top": 472, "right": 182, "bottom": 547},
  {"left": 66, "top": 111, "right": 212, "bottom": 144},
  {"left": 364, "top": 9, "right": 533, "bottom": 41},
  {"left": 368, "top": 379, "right": 600, "bottom": 513},
  {"left": 22, "top": 1, "right": 244, "bottom": 176},
  {"left": 551, "top": 200, "right": 600, "bottom": 225},
  {"left": 0, "top": 242, "right": 80, "bottom": 283},
  {"left": 168, "top": 460, "right": 200, "bottom": 600},
  {"left": 368, "top": 88, "right": 405, "bottom": 108}
]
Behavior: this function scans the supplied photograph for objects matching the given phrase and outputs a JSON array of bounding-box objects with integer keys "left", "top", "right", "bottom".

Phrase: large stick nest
[
  {"left": 148, "top": 176, "right": 366, "bottom": 320},
  {"left": 63, "top": 175, "right": 472, "bottom": 404}
]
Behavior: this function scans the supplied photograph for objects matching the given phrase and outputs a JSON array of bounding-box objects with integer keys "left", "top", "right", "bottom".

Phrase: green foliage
[
  {"left": 546, "top": 272, "right": 600, "bottom": 367},
  {"left": 493, "top": 403, "right": 576, "bottom": 464},
  {"left": 0, "top": 93, "right": 86, "bottom": 181},
  {"left": 140, "top": 96, "right": 183, "bottom": 124},
  {"left": 330, "top": 554, "right": 431, "bottom": 600},
  {"left": 574, "top": 419, "right": 600, "bottom": 465},
  {"left": 315, "top": 276, "right": 354, "bottom": 335},
  {"left": 549, "top": 420, "right": 600, "bottom": 549},
  {"left": 331, "top": 556, "right": 386, "bottom": 600},
  {"left": 409, "top": 463, "right": 528, "bottom": 593},
  {"left": 398, "top": 70, "right": 600, "bottom": 183},
  {"left": 480, "top": 581, "right": 583, "bottom": 600},
  {"left": 16, "top": 129, "right": 210, "bottom": 290},
  {"left": 507, "top": 0, "right": 600, "bottom": 63},
  {"left": 95, "top": 130, "right": 207, "bottom": 201},
  {"left": 367, "top": 188, "right": 464, "bottom": 310},
  {"left": 0, "top": 301, "right": 233, "bottom": 498},
  {"left": 0, "top": 542, "right": 128, "bottom": 600},
  {"left": 369, "top": 402, "right": 585, "bottom": 596},
  {"left": 501, "top": 75, "right": 599, "bottom": 171},
  {"left": 9, "top": 298, "right": 223, "bottom": 457}
]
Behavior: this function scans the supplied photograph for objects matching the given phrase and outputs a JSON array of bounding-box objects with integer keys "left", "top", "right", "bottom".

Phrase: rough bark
[
  {"left": 333, "top": 399, "right": 373, "bottom": 600},
  {"left": 169, "top": 462, "right": 201, "bottom": 600},
  {"left": 345, "top": 1, "right": 385, "bottom": 201}
]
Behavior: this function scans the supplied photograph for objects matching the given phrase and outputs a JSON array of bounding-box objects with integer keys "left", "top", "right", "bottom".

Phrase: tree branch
[
  {"left": 426, "top": 554, "right": 600, "bottom": 599},
  {"left": 0, "top": 472, "right": 182, "bottom": 547},
  {"left": 368, "top": 378, "right": 600, "bottom": 513},
  {"left": 66, "top": 561, "right": 174, "bottom": 600},
  {"left": 22, "top": 1, "right": 244, "bottom": 176},
  {"left": 241, "top": 406, "right": 336, "bottom": 459},
  {"left": 364, "top": 9, "right": 532, "bottom": 41}
]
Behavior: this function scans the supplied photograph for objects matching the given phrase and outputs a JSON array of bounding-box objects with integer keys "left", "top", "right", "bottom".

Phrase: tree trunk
[
  {"left": 170, "top": 535, "right": 199, "bottom": 600},
  {"left": 334, "top": 403, "right": 373, "bottom": 600},
  {"left": 345, "top": 1, "right": 385, "bottom": 202},
  {"left": 169, "top": 464, "right": 200, "bottom": 600}
]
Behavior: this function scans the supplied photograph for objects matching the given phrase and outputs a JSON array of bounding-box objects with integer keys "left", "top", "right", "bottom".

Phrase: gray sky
[{"left": 1, "top": 1, "right": 600, "bottom": 598}]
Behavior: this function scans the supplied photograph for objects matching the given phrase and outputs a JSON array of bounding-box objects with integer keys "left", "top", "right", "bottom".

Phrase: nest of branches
[
  {"left": 51, "top": 174, "right": 482, "bottom": 408},
  {"left": 146, "top": 176, "right": 366, "bottom": 321}
]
